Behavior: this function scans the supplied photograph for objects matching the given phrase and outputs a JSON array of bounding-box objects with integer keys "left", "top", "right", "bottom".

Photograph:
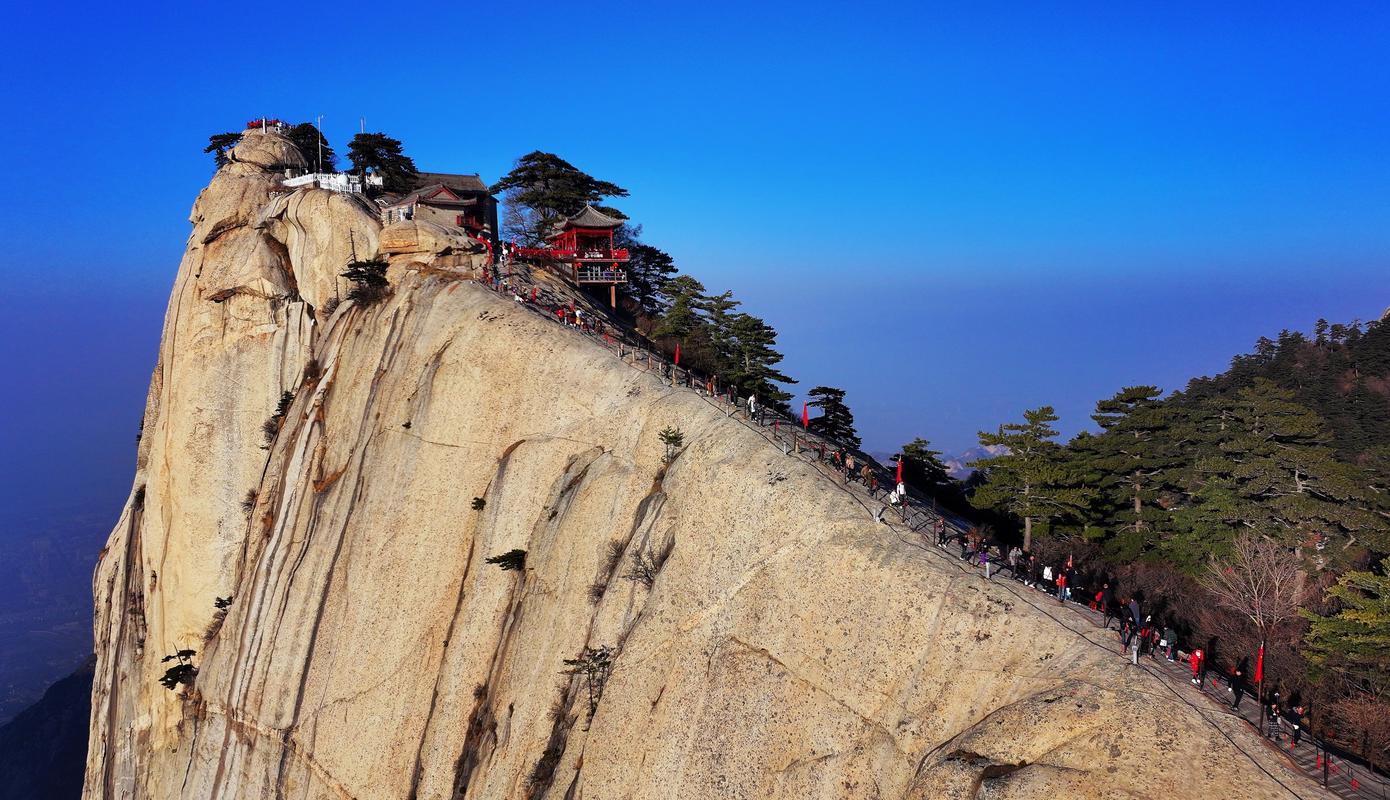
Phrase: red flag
[
  {"left": 674, "top": 343, "right": 681, "bottom": 365},
  {"left": 531, "top": 287, "right": 537, "bottom": 302},
  {"left": 895, "top": 457, "right": 904, "bottom": 485},
  {"left": 801, "top": 403, "right": 809, "bottom": 429},
  {"left": 1255, "top": 643, "right": 1264, "bottom": 684}
]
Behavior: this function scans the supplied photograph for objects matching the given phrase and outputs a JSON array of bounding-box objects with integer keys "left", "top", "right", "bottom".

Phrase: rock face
[{"left": 85, "top": 136, "right": 1328, "bottom": 799}]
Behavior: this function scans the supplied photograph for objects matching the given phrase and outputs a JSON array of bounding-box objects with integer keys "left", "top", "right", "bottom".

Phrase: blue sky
[{"left": 1, "top": 1, "right": 1387, "bottom": 516}]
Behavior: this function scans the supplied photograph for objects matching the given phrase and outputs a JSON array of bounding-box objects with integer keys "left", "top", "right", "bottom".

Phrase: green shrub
[
  {"left": 341, "top": 259, "right": 390, "bottom": 305},
  {"left": 486, "top": 549, "right": 526, "bottom": 571},
  {"left": 658, "top": 426, "right": 684, "bottom": 464},
  {"left": 158, "top": 650, "right": 198, "bottom": 690}
]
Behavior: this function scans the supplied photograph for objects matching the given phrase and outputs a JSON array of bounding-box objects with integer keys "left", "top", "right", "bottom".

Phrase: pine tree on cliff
[
  {"left": 1078, "top": 385, "right": 1188, "bottom": 560},
  {"left": 971, "top": 407, "right": 1091, "bottom": 552},
  {"left": 807, "top": 386, "right": 860, "bottom": 449},
  {"left": 651, "top": 276, "right": 707, "bottom": 340},
  {"left": 613, "top": 226, "right": 677, "bottom": 317},
  {"left": 287, "top": 122, "right": 336, "bottom": 172},
  {"left": 492, "top": 151, "right": 629, "bottom": 245},
  {"left": 204, "top": 131, "right": 241, "bottom": 167},
  {"left": 348, "top": 132, "right": 418, "bottom": 194},
  {"left": 725, "top": 313, "right": 795, "bottom": 410}
]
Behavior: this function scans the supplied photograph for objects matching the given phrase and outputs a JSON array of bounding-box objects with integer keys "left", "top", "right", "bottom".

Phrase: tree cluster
[{"left": 964, "top": 316, "right": 1390, "bottom": 766}]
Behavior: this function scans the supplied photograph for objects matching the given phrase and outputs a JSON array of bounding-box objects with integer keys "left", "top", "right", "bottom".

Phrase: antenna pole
[{"left": 315, "top": 114, "right": 323, "bottom": 173}]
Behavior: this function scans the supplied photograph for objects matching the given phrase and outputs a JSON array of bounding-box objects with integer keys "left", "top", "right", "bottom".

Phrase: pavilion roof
[
  {"left": 410, "top": 172, "right": 490, "bottom": 193},
  {"left": 561, "top": 204, "right": 625, "bottom": 230},
  {"left": 381, "top": 183, "right": 485, "bottom": 210}
]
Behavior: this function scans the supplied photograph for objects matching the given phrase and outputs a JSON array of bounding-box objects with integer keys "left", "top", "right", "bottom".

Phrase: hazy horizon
[{"left": 3, "top": 1, "right": 1389, "bottom": 519}]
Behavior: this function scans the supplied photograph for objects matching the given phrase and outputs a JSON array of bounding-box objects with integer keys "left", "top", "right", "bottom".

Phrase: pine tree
[
  {"left": 492, "top": 151, "right": 628, "bottom": 244},
  {"left": 286, "top": 122, "right": 335, "bottom": 172},
  {"left": 725, "top": 313, "right": 795, "bottom": 409},
  {"left": 617, "top": 234, "right": 677, "bottom": 318},
  {"left": 1302, "top": 557, "right": 1390, "bottom": 695},
  {"left": 204, "top": 131, "right": 241, "bottom": 168},
  {"left": 897, "top": 438, "right": 962, "bottom": 502},
  {"left": 347, "top": 132, "right": 418, "bottom": 194},
  {"left": 1183, "top": 379, "right": 1389, "bottom": 569},
  {"left": 806, "top": 387, "right": 860, "bottom": 448},
  {"left": 701, "top": 290, "right": 742, "bottom": 373},
  {"left": 341, "top": 259, "right": 390, "bottom": 305},
  {"left": 971, "top": 407, "right": 1092, "bottom": 551},
  {"left": 651, "top": 276, "right": 707, "bottom": 340},
  {"left": 1082, "top": 386, "right": 1188, "bottom": 560}
]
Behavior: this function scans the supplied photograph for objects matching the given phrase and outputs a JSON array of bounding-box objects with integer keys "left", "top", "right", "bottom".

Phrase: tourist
[
  {"left": 1267, "top": 698, "right": 1283, "bottom": 739},
  {"left": 1286, "top": 705, "right": 1306, "bottom": 748},
  {"left": 1007, "top": 545, "right": 1021, "bottom": 577},
  {"left": 1042, "top": 564, "right": 1054, "bottom": 593},
  {"left": 1055, "top": 568, "right": 1067, "bottom": 604},
  {"left": 1230, "top": 661, "right": 1247, "bottom": 711},
  {"left": 1190, "top": 647, "right": 1205, "bottom": 687},
  {"left": 936, "top": 519, "right": 948, "bottom": 549},
  {"left": 1162, "top": 624, "right": 1177, "bottom": 661}
]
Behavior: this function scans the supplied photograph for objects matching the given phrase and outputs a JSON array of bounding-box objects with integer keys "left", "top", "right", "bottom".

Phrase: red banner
[
  {"left": 801, "top": 403, "right": 809, "bottom": 429},
  {"left": 1255, "top": 643, "right": 1264, "bottom": 684},
  {"left": 896, "top": 457, "right": 904, "bottom": 485},
  {"left": 674, "top": 343, "right": 681, "bottom": 365}
]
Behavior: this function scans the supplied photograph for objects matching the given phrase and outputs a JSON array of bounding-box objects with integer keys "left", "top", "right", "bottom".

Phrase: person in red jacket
[{"left": 1190, "top": 648, "right": 1205, "bottom": 688}]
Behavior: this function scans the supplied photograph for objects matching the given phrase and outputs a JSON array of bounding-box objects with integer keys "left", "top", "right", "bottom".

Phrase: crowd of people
[{"left": 923, "top": 524, "right": 1321, "bottom": 755}]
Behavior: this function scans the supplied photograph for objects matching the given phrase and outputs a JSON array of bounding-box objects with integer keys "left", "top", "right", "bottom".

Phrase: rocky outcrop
[{"left": 85, "top": 134, "right": 1329, "bottom": 799}]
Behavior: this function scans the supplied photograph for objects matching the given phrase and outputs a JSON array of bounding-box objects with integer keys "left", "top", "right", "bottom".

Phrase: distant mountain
[
  {"left": 0, "top": 657, "right": 92, "bottom": 799},
  {"left": 942, "top": 445, "right": 1008, "bottom": 479},
  {"left": 0, "top": 501, "right": 110, "bottom": 725}
]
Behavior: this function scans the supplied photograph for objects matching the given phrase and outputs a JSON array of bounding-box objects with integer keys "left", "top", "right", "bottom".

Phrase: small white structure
[{"left": 281, "top": 172, "right": 383, "bottom": 194}]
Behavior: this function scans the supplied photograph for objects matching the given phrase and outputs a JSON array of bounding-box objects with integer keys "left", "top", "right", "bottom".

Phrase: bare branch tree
[
  {"left": 1199, "top": 533, "right": 1309, "bottom": 639},
  {"left": 1200, "top": 533, "right": 1311, "bottom": 731}
]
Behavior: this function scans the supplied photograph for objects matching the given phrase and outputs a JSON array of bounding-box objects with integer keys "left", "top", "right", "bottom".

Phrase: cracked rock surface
[{"left": 84, "top": 134, "right": 1328, "bottom": 799}]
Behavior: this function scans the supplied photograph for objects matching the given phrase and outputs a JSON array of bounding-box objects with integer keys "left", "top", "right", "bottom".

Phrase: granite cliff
[{"left": 84, "top": 129, "right": 1328, "bottom": 799}]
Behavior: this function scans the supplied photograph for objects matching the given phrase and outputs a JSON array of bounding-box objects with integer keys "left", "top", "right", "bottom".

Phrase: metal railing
[{"left": 575, "top": 266, "right": 628, "bottom": 283}]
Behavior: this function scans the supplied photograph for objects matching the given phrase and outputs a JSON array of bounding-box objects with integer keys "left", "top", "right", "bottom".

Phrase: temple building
[
  {"left": 380, "top": 172, "right": 499, "bottom": 252},
  {"left": 518, "top": 205, "right": 630, "bottom": 306}
]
